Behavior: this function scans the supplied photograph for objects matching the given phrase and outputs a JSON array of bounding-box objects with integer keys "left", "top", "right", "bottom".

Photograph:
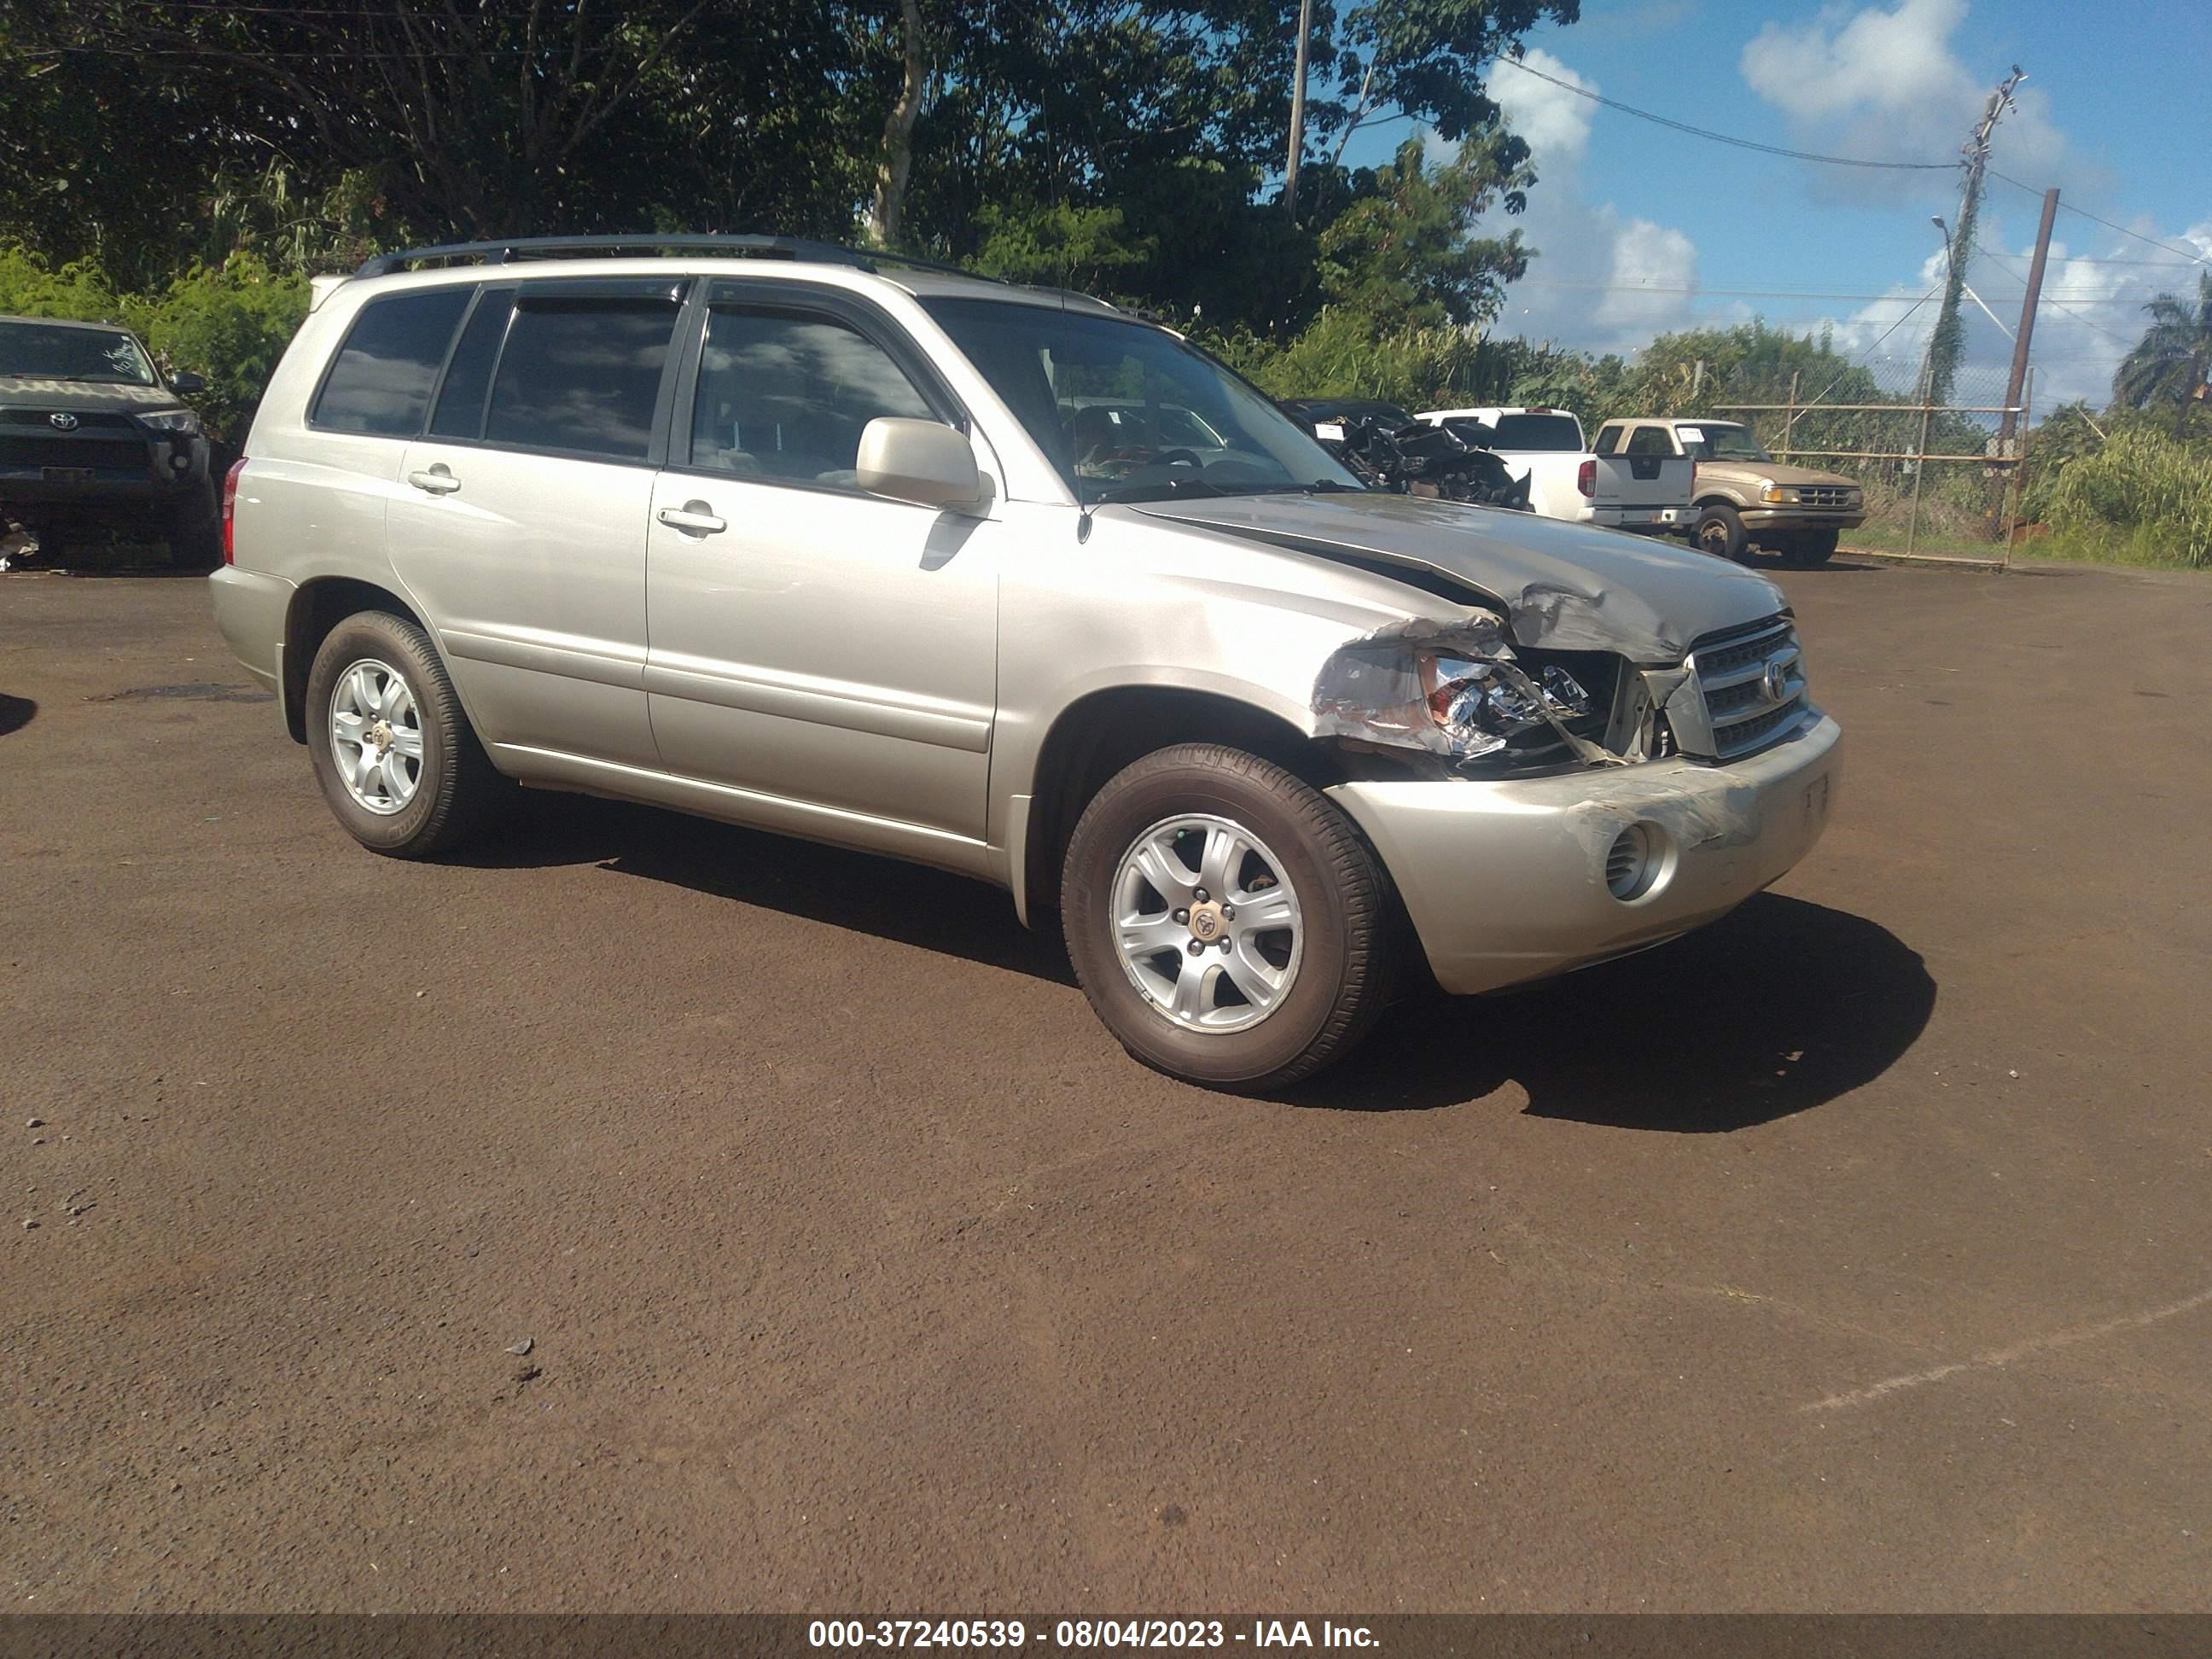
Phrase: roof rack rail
[{"left": 352, "top": 233, "right": 1003, "bottom": 282}]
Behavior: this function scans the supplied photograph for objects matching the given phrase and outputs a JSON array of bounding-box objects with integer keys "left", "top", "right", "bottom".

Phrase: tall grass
[{"left": 2044, "top": 428, "right": 2212, "bottom": 569}]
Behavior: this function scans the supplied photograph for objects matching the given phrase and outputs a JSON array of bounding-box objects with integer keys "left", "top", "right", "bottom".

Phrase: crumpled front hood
[
  {"left": 1131, "top": 491, "right": 1785, "bottom": 663},
  {"left": 0, "top": 377, "right": 182, "bottom": 414}
]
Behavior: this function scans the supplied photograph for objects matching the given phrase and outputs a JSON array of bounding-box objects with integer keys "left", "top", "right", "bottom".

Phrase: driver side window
[{"left": 689, "top": 308, "right": 936, "bottom": 486}]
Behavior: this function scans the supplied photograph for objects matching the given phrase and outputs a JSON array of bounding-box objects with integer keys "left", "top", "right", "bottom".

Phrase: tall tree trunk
[{"left": 866, "top": 0, "right": 925, "bottom": 249}]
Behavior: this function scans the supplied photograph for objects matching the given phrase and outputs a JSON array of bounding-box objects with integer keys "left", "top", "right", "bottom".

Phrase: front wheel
[
  {"left": 1693, "top": 503, "right": 1748, "bottom": 562},
  {"left": 305, "top": 609, "right": 503, "bottom": 858},
  {"left": 1060, "top": 743, "right": 1399, "bottom": 1092}
]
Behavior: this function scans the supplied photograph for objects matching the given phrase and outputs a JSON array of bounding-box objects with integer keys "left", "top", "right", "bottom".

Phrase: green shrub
[
  {"left": 2044, "top": 428, "right": 2212, "bottom": 568},
  {"left": 0, "top": 244, "right": 127, "bottom": 323},
  {"left": 125, "top": 254, "right": 309, "bottom": 443},
  {"left": 2, "top": 245, "right": 306, "bottom": 443}
]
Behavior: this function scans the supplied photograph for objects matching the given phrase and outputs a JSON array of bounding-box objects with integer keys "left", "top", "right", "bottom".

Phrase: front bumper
[
  {"left": 1328, "top": 712, "right": 1841, "bottom": 995},
  {"left": 1738, "top": 507, "right": 1866, "bottom": 533}
]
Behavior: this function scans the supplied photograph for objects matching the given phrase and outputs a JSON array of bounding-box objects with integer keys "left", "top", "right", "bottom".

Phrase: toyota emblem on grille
[
  {"left": 1761, "top": 659, "right": 1792, "bottom": 704},
  {"left": 49, "top": 412, "right": 79, "bottom": 431}
]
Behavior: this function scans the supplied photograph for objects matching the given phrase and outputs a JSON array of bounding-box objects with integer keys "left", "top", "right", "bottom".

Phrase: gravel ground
[{"left": 2, "top": 558, "right": 2207, "bottom": 1612}]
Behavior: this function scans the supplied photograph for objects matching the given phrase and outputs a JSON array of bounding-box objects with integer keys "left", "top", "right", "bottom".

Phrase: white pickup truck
[{"left": 1417, "top": 405, "right": 1692, "bottom": 536}]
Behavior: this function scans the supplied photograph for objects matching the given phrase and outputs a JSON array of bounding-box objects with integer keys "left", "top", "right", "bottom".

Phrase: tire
[
  {"left": 161, "top": 480, "right": 222, "bottom": 572},
  {"left": 1060, "top": 742, "right": 1399, "bottom": 1092},
  {"left": 305, "top": 609, "right": 501, "bottom": 858},
  {"left": 1693, "top": 502, "right": 1748, "bottom": 562},
  {"left": 1779, "top": 527, "right": 1838, "bottom": 568}
]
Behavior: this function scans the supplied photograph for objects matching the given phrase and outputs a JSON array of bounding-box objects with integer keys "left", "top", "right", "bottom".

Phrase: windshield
[
  {"left": 1488, "top": 413, "right": 1584, "bottom": 451},
  {"left": 1677, "top": 423, "right": 1771, "bottom": 463},
  {"left": 921, "top": 298, "right": 1365, "bottom": 504},
  {"left": 0, "top": 321, "right": 156, "bottom": 385}
]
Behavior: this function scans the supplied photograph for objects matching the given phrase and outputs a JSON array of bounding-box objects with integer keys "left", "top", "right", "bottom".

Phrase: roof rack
[{"left": 352, "top": 233, "right": 1003, "bottom": 282}]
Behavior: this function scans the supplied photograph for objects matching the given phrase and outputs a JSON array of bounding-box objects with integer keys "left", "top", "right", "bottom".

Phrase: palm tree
[{"left": 2113, "top": 271, "right": 2212, "bottom": 437}]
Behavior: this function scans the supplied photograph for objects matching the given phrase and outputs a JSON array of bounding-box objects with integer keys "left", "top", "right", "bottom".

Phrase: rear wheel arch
[
  {"left": 1019, "top": 685, "right": 1340, "bottom": 928},
  {"left": 282, "top": 578, "right": 432, "bottom": 743}
]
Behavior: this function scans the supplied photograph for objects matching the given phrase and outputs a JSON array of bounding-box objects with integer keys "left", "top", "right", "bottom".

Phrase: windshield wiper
[{"left": 1086, "top": 476, "right": 1233, "bottom": 505}]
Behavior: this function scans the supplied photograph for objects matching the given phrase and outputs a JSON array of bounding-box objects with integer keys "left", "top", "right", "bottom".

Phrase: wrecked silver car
[{"left": 210, "top": 236, "right": 1837, "bottom": 1094}]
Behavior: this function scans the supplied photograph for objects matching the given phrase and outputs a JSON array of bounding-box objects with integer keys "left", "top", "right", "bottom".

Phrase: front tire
[
  {"left": 1061, "top": 743, "right": 1398, "bottom": 1092},
  {"left": 1693, "top": 503, "right": 1748, "bottom": 562},
  {"left": 305, "top": 610, "right": 501, "bottom": 858}
]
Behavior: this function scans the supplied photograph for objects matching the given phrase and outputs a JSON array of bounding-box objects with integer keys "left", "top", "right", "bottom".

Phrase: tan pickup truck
[{"left": 1592, "top": 418, "right": 1865, "bottom": 567}]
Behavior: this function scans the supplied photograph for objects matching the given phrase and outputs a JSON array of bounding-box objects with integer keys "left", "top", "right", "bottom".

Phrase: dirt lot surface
[{"left": 3, "top": 559, "right": 2208, "bottom": 1613}]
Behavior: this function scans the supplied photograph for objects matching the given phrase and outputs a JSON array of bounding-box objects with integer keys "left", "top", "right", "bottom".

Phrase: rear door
[{"left": 387, "top": 277, "right": 687, "bottom": 765}]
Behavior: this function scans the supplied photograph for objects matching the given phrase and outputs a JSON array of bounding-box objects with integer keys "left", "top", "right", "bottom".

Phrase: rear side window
[
  {"left": 313, "top": 289, "right": 471, "bottom": 437},
  {"left": 1592, "top": 426, "right": 1621, "bottom": 457},
  {"left": 1625, "top": 426, "right": 1674, "bottom": 457},
  {"left": 427, "top": 288, "right": 515, "bottom": 439},
  {"left": 484, "top": 295, "right": 681, "bottom": 462},
  {"left": 1490, "top": 414, "right": 1584, "bottom": 451}
]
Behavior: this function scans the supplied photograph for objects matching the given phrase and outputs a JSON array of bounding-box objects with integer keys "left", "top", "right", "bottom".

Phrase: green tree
[
  {"left": 1313, "top": 132, "right": 1534, "bottom": 332},
  {"left": 2113, "top": 271, "right": 2212, "bottom": 439}
]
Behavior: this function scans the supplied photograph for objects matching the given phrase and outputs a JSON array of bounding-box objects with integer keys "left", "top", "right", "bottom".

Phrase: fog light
[{"left": 1605, "top": 824, "right": 1656, "bottom": 900}]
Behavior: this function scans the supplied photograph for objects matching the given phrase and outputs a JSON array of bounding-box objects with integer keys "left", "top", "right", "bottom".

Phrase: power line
[
  {"left": 1989, "top": 168, "right": 2211, "bottom": 271},
  {"left": 1970, "top": 237, "right": 2145, "bottom": 350},
  {"left": 1489, "top": 54, "right": 1955, "bottom": 171}
]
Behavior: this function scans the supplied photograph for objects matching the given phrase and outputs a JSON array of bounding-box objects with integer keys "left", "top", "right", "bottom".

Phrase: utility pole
[
  {"left": 1989, "top": 185, "right": 2058, "bottom": 533},
  {"left": 1922, "top": 65, "right": 2026, "bottom": 408},
  {"left": 1284, "top": 0, "right": 1314, "bottom": 218}
]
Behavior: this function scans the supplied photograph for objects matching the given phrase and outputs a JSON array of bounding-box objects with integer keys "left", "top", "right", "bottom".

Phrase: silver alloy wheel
[
  {"left": 1110, "top": 812, "right": 1304, "bottom": 1033},
  {"left": 329, "top": 657, "right": 425, "bottom": 816}
]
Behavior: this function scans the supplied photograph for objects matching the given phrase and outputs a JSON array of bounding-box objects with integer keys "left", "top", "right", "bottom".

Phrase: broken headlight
[
  {"left": 1421, "top": 651, "right": 1591, "bottom": 760},
  {"left": 1313, "top": 614, "right": 1596, "bottom": 769}
]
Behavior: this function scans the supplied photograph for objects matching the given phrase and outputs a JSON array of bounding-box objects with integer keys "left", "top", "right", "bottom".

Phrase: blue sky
[{"left": 1342, "top": 0, "right": 2212, "bottom": 408}]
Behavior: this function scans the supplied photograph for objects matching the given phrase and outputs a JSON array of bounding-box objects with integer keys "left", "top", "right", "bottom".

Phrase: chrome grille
[
  {"left": 1796, "top": 485, "right": 1854, "bottom": 509},
  {"left": 1684, "top": 615, "right": 1810, "bottom": 761}
]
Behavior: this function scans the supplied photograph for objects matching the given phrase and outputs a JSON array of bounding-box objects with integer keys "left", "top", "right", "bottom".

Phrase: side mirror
[
  {"left": 169, "top": 370, "right": 207, "bottom": 395},
  {"left": 854, "top": 417, "right": 984, "bottom": 514}
]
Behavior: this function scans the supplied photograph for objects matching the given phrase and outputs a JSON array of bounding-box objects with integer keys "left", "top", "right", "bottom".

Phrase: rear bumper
[
  {"left": 207, "top": 566, "right": 293, "bottom": 697},
  {"left": 1328, "top": 713, "right": 1841, "bottom": 995}
]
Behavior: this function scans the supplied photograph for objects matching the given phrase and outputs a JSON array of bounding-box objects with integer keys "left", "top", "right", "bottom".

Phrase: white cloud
[
  {"left": 1818, "top": 215, "right": 2212, "bottom": 409},
  {"left": 1481, "top": 50, "right": 1707, "bottom": 355},
  {"left": 1491, "top": 48, "right": 1594, "bottom": 165},
  {"left": 1739, "top": 0, "right": 2065, "bottom": 191}
]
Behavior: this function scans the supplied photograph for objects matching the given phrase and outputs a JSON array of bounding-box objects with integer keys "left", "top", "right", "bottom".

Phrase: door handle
[
  {"left": 656, "top": 501, "right": 727, "bottom": 535},
  {"left": 407, "top": 466, "right": 461, "bottom": 496}
]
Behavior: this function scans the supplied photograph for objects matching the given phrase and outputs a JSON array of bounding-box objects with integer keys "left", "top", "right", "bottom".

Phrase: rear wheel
[
  {"left": 305, "top": 610, "right": 502, "bottom": 858},
  {"left": 1779, "top": 527, "right": 1839, "bottom": 568},
  {"left": 1061, "top": 742, "right": 1398, "bottom": 1092},
  {"left": 1693, "top": 503, "right": 1747, "bottom": 562}
]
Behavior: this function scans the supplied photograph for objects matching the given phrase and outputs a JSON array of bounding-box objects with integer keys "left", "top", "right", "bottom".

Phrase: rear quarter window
[
  {"left": 1490, "top": 414, "right": 1584, "bottom": 451},
  {"left": 312, "top": 289, "right": 472, "bottom": 437}
]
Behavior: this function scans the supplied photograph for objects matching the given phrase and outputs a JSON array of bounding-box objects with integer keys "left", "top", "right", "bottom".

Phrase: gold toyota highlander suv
[{"left": 209, "top": 236, "right": 1840, "bottom": 1092}]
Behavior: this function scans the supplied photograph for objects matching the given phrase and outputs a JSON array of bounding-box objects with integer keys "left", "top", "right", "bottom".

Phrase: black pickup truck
[{"left": 0, "top": 315, "right": 218, "bottom": 568}]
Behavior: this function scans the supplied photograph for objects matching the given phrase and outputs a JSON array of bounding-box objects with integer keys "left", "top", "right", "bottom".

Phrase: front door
[
  {"left": 643, "top": 288, "right": 999, "bottom": 846},
  {"left": 387, "top": 279, "right": 686, "bottom": 765}
]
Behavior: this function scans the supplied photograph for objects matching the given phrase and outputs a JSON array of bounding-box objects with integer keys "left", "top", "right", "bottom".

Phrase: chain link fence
[{"left": 1701, "top": 358, "right": 2029, "bottom": 563}]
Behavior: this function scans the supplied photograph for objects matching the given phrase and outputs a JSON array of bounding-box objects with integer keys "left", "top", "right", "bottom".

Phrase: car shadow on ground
[
  {"left": 1283, "top": 894, "right": 1935, "bottom": 1127},
  {"left": 469, "top": 795, "right": 1932, "bottom": 1129},
  {"left": 465, "top": 793, "right": 1080, "bottom": 986},
  {"left": 0, "top": 694, "right": 35, "bottom": 737}
]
